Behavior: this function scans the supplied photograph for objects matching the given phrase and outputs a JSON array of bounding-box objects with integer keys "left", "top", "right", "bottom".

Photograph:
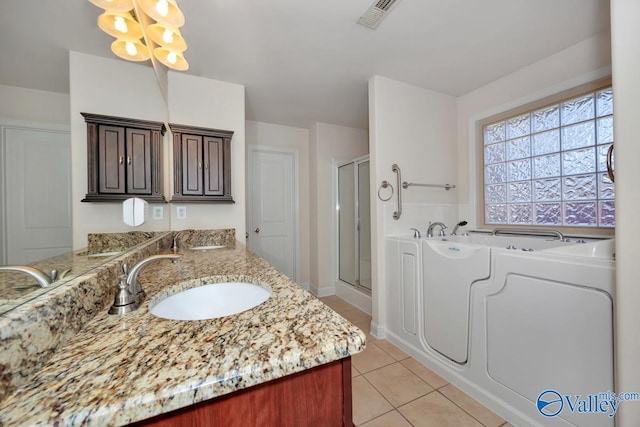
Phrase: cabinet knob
[
  {"left": 127, "top": 156, "right": 131, "bottom": 165},
  {"left": 254, "top": 228, "right": 260, "bottom": 233},
  {"left": 119, "top": 156, "right": 124, "bottom": 165}
]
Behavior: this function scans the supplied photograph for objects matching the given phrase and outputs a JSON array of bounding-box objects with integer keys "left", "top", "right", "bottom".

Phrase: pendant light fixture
[{"left": 88, "top": 0, "right": 188, "bottom": 71}]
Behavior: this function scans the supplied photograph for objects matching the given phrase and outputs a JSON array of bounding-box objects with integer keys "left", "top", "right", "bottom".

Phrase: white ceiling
[{"left": 0, "top": 0, "right": 610, "bottom": 129}]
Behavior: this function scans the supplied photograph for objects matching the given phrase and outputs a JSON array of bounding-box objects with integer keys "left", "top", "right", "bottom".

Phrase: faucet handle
[
  {"left": 410, "top": 228, "right": 421, "bottom": 238},
  {"left": 108, "top": 275, "right": 139, "bottom": 315},
  {"left": 122, "top": 264, "right": 128, "bottom": 275}
]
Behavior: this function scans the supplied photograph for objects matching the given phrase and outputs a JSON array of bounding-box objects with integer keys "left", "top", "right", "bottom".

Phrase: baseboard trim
[
  {"left": 370, "top": 321, "right": 385, "bottom": 339},
  {"left": 335, "top": 281, "right": 371, "bottom": 315}
]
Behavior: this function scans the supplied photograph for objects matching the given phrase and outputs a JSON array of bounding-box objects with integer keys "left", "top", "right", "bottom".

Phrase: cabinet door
[
  {"left": 98, "top": 125, "right": 125, "bottom": 194},
  {"left": 203, "top": 136, "right": 224, "bottom": 196},
  {"left": 181, "top": 134, "right": 203, "bottom": 195},
  {"left": 126, "top": 128, "right": 152, "bottom": 195}
]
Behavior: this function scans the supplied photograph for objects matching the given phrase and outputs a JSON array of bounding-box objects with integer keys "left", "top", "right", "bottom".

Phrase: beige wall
[
  {"left": 368, "top": 75, "right": 458, "bottom": 337},
  {"left": 611, "top": 0, "right": 640, "bottom": 424},
  {"left": 309, "top": 123, "right": 368, "bottom": 296},
  {"left": 245, "top": 120, "right": 310, "bottom": 287},
  {"left": 0, "top": 84, "right": 70, "bottom": 125}
]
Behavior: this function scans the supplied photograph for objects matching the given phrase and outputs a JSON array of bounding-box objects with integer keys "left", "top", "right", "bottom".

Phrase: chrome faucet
[
  {"left": 426, "top": 222, "right": 447, "bottom": 238},
  {"left": 109, "top": 254, "right": 181, "bottom": 315},
  {"left": 126, "top": 254, "right": 181, "bottom": 304},
  {"left": 451, "top": 220, "right": 468, "bottom": 236},
  {"left": 0, "top": 265, "right": 54, "bottom": 288},
  {"left": 172, "top": 229, "right": 193, "bottom": 253}
]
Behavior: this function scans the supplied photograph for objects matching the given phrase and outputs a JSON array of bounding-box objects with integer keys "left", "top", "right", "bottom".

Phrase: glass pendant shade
[
  {"left": 137, "top": 0, "right": 185, "bottom": 28},
  {"left": 146, "top": 23, "right": 187, "bottom": 51},
  {"left": 153, "top": 47, "right": 189, "bottom": 70},
  {"left": 88, "top": 0, "right": 134, "bottom": 12},
  {"left": 112, "top": 39, "right": 151, "bottom": 61},
  {"left": 98, "top": 11, "right": 143, "bottom": 40},
  {"left": 89, "top": 0, "right": 189, "bottom": 70}
]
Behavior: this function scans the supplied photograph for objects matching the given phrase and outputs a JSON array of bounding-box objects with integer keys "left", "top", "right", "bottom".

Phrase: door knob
[{"left": 255, "top": 228, "right": 260, "bottom": 233}]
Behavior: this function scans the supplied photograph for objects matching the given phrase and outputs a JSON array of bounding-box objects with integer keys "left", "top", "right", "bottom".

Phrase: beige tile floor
[{"left": 320, "top": 295, "right": 514, "bottom": 427}]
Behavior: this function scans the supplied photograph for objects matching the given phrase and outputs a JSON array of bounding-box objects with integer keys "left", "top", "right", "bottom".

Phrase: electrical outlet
[
  {"left": 152, "top": 206, "right": 163, "bottom": 220},
  {"left": 176, "top": 205, "right": 187, "bottom": 219}
]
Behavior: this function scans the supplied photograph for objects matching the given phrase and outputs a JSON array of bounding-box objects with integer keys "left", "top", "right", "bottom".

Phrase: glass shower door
[
  {"left": 338, "top": 157, "right": 371, "bottom": 294},
  {"left": 358, "top": 160, "right": 371, "bottom": 292},
  {"left": 338, "top": 162, "right": 356, "bottom": 286}
]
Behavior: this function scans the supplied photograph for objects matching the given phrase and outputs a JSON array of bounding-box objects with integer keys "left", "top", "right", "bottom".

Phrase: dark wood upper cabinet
[
  {"left": 169, "top": 123, "right": 234, "bottom": 203},
  {"left": 82, "top": 113, "right": 166, "bottom": 203}
]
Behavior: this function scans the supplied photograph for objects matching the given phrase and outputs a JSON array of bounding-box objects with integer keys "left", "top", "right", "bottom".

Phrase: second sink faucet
[
  {"left": 126, "top": 254, "right": 181, "bottom": 304},
  {"left": 0, "top": 265, "right": 55, "bottom": 288},
  {"left": 426, "top": 222, "right": 447, "bottom": 238},
  {"left": 172, "top": 229, "right": 194, "bottom": 253}
]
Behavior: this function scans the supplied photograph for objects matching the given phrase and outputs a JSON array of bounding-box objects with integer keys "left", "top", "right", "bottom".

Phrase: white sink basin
[
  {"left": 150, "top": 282, "right": 271, "bottom": 320},
  {"left": 189, "top": 245, "right": 226, "bottom": 250}
]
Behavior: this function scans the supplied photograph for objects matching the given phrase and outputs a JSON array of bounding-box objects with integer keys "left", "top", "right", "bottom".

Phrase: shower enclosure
[{"left": 337, "top": 156, "right": 371, "bottom": 294}]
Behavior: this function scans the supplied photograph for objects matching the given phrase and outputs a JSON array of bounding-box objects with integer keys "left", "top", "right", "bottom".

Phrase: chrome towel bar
[{"left": 402, "top": 182, "right": 456, "bottom": 191}]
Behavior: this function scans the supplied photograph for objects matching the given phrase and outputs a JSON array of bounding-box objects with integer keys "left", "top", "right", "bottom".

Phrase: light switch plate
[
  {"left": 176, "top": 206, "right": 187, "bottom": 219},
  {"left": 152, "top": 206, "right": 163, "bottom": 220}
]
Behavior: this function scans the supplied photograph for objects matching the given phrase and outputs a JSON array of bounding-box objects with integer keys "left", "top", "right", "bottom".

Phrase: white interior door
[
  {"left": 248, "top": 147, "right": 297, "bottom": 280},
  {"left": 2, "top": 125, "right": 72, "bottom": 264}
]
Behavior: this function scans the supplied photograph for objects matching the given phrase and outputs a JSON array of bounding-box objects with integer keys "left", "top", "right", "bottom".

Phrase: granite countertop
[
  {"left": 0, "top": 232, "right": 162, "bottom": 313},
  {"left": 0, "top": 242, "right": 365, "bottom": 426}
]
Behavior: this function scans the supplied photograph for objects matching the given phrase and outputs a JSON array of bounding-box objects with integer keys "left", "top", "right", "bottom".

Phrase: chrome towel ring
[{"left": 378, "top": 180, "right": 394, "bottom": 201}]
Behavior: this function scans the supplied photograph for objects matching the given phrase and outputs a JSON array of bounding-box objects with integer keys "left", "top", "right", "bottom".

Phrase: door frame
[
  {"left": 246, "top": 144, "right": 300, "bottom": 283},
  {"left": 0, "top": 118, "right": 71, "bottom": 264}
]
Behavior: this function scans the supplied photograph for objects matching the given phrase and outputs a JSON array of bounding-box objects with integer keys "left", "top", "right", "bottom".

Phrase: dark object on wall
[
  {"left": 169, "top": 123, "right": 234, "bottom": 203},
  {"left": 81, "top": 113, "right": 166, "bottom": 203}
]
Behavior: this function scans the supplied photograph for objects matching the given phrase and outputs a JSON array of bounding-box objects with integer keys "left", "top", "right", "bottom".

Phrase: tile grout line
[
  {"left": 325, "top": 298, "right": 506, "bottom": 427},
  {"left": 435, "top": 388, "right": 497, "bottom": 427}
]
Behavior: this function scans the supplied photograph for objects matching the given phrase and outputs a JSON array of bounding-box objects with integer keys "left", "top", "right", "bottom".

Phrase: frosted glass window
[
  {"left": 535, "top": 203, "right": 562, "bottom": 225},
  {"left": 508, "top": 181, "right": 531, "bottom": 203},
  {"left": 507, "top": 137, "right": 530, "bottom": 160},
  {"left": 561, "top": 94, "right": 594, "bottom": 125},
  {"left": 485, "top": 142, "right": 505, "bottom": 164},
  {"left": 532, "top": 129, "right": 560, "bottom": 155},
  {"left": 483, "top": 86, "right": 614, "bottom": 228},
  {"left": 597, "top": 89, "right": 613, "bottom": 117},
  {"left": 561, "top": 121, "right": 595, "bottom": 150},
  {"left": 508, "top": 159, "right": 531, "bottom": 181},
  {"left": 532, "top": 105, "right": 559, "bottom": 132},
  {"left": 507, "top": 114, "right": 530, "bottom": 139},
  {"left": 484, "top": 122, "right": 505, "bottom": 144},
  {"left": 597, "top": 117, "right": 613, "bottom": 144},
  {"left": 486, "top": 184, "right": 507, "bottom": 204}
]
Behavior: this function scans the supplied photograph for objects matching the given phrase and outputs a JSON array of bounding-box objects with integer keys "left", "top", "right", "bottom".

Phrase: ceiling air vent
[{"left": 357, "top": 0, "right": 401, "bottom": 29}]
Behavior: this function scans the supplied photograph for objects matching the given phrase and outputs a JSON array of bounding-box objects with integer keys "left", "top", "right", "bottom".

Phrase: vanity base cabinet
[{"left": 134, "top": 357, "right": 353, "bottom": 427}]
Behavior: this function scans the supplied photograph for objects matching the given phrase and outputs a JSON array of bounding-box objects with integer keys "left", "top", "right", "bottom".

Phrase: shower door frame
[{"left": 336, "top": 155, "right": 371, "bottom": 295}]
